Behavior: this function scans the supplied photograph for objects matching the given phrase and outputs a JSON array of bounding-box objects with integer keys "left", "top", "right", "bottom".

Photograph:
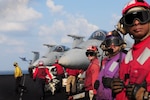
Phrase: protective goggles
[
  {"left": 123, "top": 10, "right": 150, "bottom": 26},
  {"left": 103, "top": 37, "right": 123, "bottom": 47},
  {"left": 85, "top": 51, "right": 95, "bottom": 57}
]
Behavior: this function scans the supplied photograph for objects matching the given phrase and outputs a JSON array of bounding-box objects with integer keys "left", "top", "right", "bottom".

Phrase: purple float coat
[{"left": 96, "top": 52, "right": 126, "bottom": 100}]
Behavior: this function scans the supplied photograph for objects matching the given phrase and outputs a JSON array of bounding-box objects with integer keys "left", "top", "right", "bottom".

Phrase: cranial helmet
[
  {"left": 38, "top": 61, "right": 44, "bottom": 66},
  {"left": 86, "top": 46, "right": 99, "bottom": 57},
  {"left": 100, "top": 30, "right": 126, "bottom": 50},
  {"left": 13, "top": 62, "right": 18, "bottom": 66},
  {"left": 122, "top": 0, "right": 150, "bottom": 15},
  {"left": 55, "top": 59, "right": 58, "bottom": 63},
  {"left": 87, "top": 46, "right": 98, "bottom": 52}
]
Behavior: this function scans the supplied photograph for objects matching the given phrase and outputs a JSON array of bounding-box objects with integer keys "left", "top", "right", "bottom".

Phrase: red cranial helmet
[
  {"left": 38, "top": 61, "right": 44, "bottom": 66},
  {"left": 87, "top": 46, "right": 98, "bottom": 52},
  {"left": 86, "top": 46, "right": 99, "bottom": 57},
  {"left": 122, "top": 0, "right": 149, "bottom": 15}
]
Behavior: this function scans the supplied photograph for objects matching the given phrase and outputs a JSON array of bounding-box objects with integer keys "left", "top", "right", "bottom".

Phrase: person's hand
[
  {"left": 126, "top": 84, "right": 135, "bottom": 99},
  {"left": 135, "top": 87, "right": 146, "bottom": 100},
  {"left": 111, "top": 78, "right": 124, "bottom": 94},
  {"left": 102, "top": 77, "right": 112, "bottom": 88},
  {"left": 94, "top": 80, "right": 100, "bottom": 90},
  {"left": 126, "top": 84, "right": 147, "bottom": 100}
]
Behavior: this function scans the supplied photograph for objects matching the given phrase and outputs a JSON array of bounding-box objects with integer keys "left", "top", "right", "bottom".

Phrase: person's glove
[
  {"left": 94, "top": 80, "right": 100, "bottom": 90},
  {"left": 102, "top": 77, "right": 113, "bottom": 88},
  {"left": 126, "top": 83, "right": 148, "bottom": 100},
  {"left": 126, "top": 84, "right": 135, "bottom": 99},
  {"left": 111, "top": 78, "right": 124, "bottom": 94}
]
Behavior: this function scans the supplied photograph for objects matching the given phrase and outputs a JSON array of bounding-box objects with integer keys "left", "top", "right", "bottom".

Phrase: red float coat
[
  {"left": 33, "top": 66, "right": 52, "bottom": 80},
  {"left": 84, "top": 58, "right": 100, "bottom": 95},
  {"left": 116, "top": 36, "right": 150, "bottom": 100}
]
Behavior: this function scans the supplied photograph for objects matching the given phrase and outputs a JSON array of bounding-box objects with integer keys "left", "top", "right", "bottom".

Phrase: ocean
[{"left": 0, "top": 70, "right": 29, "bottom": 75}]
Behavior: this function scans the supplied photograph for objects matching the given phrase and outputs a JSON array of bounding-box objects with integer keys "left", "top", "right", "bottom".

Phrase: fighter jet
[
  {"left": 58, "top": 29, "right": 107, "bottom": 70},
  {"left": 28, "top": 44, "right": 70, "bottom": 69}
]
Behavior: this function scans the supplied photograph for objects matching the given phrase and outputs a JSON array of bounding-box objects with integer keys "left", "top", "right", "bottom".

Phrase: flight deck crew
[
  {"left": 13, "top": 62, "right": 27, "bottom": 94},
  {"left": 109, "top": 0, "right": 150, "bottom": 100},
  {"left": 84, "top": 46, "right": 100, "bottom": 100},
  {"left": 96, "top": 30, "right": 126, "bottom": 100},
  {"left": 33, "top": 61, "right": 52, "bottom": 100},
  {"left": 52, "top": 59, "right": 65, "bottom": 92},
  {"left": 65, "top": 68, "right": 80, "bottom": 99}
]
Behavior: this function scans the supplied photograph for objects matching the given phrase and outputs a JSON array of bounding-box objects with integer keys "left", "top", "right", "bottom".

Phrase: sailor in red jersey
[
  {"left": 84, "top": 45, "right": 100, "bottom": 100},
  {"left": 33, "top": 61, "right": 52, "bottom": 100},
  {"left": 111, "top": 0, "right": 150, "bottom": 100}
]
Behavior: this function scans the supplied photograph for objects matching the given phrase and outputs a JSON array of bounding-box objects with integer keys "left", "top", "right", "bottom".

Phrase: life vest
[
  {"left": 96, "top": 52, "right": 126, "bottom": 100},
  {"left": 34, "top": 66, "right": 47, "bottom": 79}
]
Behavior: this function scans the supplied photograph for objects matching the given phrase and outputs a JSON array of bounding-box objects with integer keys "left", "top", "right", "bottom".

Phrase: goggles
[
  {"left": 123, "top": 10, "right": 150, "bottom": 26},
  {"left": 85, "top": 51, "right": 95, "bottom": 57},
  {"left": 104, "top": 37, "right": 123, "bottom": 47}
]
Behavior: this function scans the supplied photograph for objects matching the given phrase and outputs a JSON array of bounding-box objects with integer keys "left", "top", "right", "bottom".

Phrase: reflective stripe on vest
[
  {"left": 108, "top": 61, "right": 118, "bottom": 72},
  {"left": 125, "top": 47, "right": 150, "bottom": 65},
  {"left": 137, "top": 47, "right": 150, "bottom": 65},
  {"left": 125, "top": 50, "right": 133, "bottom": 64}
]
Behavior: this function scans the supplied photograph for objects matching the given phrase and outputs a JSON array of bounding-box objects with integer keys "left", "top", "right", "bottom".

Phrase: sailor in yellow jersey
[{"left": 13, "top": 62, "right": 26, "bottom": 94}]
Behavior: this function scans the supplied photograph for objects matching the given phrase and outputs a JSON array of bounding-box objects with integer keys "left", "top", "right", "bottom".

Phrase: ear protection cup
[{"left": 116, "top": 17, "right": 128, "bottom": 35}]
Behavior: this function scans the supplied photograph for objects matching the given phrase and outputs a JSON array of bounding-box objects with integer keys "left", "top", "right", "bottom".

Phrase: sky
[{"left": 1, "top": 0, "right": 149, "bottom": 72}]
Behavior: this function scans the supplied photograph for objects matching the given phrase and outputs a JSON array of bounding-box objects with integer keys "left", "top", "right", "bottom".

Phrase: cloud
[
  {"left": 0, "top": 0, "right": 42, "bottom": 32},
  {"left": 39, "top": 0, "right": 99, "bottom": 46},
  {"left": 0, "top": 0, "right": 43, "bottom": 55},
  {"left": 0, "top": 22, "right": 27, "bottom": 31},
  {"left": 38, "top": 15, "right": 99, "bottom": 45},
  {"left": 0, "top": 34, "right": 25, "bottom": 46},
  {"left": 46, "top": 0, "right": 63, "bottom": 13}
]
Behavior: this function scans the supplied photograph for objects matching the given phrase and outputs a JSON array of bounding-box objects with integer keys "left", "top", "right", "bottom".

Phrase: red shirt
[
  {"left": 66, "top": 68, "right": 80, "bottom": 76},
  {"left": 116, "top": 36, "right": 150, "bottom": 100},
  {"left": 84, "top": 58, "right": 100, "bottom": 94}
]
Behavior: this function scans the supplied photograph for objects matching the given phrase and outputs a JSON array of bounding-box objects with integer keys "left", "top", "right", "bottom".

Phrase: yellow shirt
[{"left": 14, "top": 66, "right": 23, "bottom": 78}]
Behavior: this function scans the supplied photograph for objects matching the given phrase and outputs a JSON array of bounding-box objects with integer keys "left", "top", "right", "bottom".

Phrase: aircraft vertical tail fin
[
  {"left": 31, "top": 51, "right": 39, "bottom": 64},
  {"left": 67, "top": 34, "right": 84, "bottom": 48},
  {"left": 43, "top": 44, "right": 56, "bottom": 54}
]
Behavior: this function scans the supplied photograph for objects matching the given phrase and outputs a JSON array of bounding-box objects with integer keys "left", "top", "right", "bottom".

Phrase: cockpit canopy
[
  {"left": 88, "top": 30, "right": 107, "bottom": 41},
  {"left": 53, "top": 45, "right": 70, "bottom": 52}
]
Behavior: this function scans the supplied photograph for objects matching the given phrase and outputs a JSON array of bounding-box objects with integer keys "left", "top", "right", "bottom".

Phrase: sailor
[
  {"left": 111, "top": 0, "right": 150, "bottom": 100},
  {"left": 84, "top": 46, "right": 100, "bottom": 100},
  {"left": 13, "top": 62, "right": 27, "bottom": 94},
  {"left": 33, "top": 61, "right": 52, "bottom": 100},
  {"left": 96, "top": 30, "right": 126, "bottom": 100}
]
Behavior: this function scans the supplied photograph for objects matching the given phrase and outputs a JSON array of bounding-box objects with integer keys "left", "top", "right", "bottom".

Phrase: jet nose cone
[{"left": 59, "top": 49, "right": 90, "bottom": 69}]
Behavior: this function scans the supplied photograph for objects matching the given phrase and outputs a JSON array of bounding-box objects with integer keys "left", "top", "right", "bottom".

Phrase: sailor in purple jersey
[{"left": 95, "top": 30, "right": 127, "bottom": 100}]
